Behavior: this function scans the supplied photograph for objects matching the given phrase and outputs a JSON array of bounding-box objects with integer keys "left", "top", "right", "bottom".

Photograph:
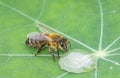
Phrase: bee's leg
[
  {"left": 55, "top": 43, "right": 60, "bottom": 59},
  {"left": 35, "top": 47, "right": 42, "bottom": 56},
  {"left": 49, "top": 48, "right": 56, "bottom": 62},
  {"left": 35, "top": 43, "right": 46, "bottom": 56},
  {"left": 56, "top": 50, "right": 60, "bottom": 59}
]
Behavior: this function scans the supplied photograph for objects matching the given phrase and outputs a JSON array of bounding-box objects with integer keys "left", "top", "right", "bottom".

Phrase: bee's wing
[
  {"left": 36, "top": 23, "right": 55, "bottom": 33},
  {"left": 27, "top": 32, "right": 40, "bottom": 39},
  {"left": 27, "top": 32, "right": 49, "bottom": 41}
]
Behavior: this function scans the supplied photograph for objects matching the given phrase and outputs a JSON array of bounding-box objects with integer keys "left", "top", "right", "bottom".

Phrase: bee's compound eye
[
  {"left": 61, "top": 42, "right": 63, "bottom": 45},
  {"left": 60, "top": 41, "right": 64, "bottom": 46}
]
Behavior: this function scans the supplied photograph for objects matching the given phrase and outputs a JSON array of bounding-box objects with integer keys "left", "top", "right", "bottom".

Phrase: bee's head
[{"left": 59, "top": 38, "right": 70, "bottom": 52}]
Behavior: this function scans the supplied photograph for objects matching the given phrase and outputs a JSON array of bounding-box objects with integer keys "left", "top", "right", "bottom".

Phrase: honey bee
[{"left": 25, "top": 32, "right": 70, "bottom": 61}]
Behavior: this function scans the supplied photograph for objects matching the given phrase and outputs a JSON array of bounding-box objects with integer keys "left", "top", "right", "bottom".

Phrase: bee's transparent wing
[
  {"left": 27, "top": 32, "right": 40, "bottom": 38},
  {"left": 36, "top": 23, "right": 55, "bottom": 33},
  {"left": 27, "top": 32, "right": 49, "bottom": 41}
]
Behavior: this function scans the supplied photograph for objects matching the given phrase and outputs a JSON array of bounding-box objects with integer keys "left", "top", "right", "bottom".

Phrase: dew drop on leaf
[{"left": 59, "top": 49, "right": 96, "bottom": 73}]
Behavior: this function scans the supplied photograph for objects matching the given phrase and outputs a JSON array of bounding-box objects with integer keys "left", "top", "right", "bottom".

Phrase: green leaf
[{"left": 0, "top": 0, "right": 120, "bottom": 78}]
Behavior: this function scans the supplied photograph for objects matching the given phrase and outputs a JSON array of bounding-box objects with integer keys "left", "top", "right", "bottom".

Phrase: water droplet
[{"left": 59, "top": 49, "right": 96, "bottom": 73}]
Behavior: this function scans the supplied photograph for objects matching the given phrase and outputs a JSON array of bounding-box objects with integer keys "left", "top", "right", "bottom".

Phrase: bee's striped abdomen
[
  {"left": 26, "top": 32, "right": 49, "bottom": 48},
  {"left": 25, "top": 38, "right": 48, "bottom": 48}
]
